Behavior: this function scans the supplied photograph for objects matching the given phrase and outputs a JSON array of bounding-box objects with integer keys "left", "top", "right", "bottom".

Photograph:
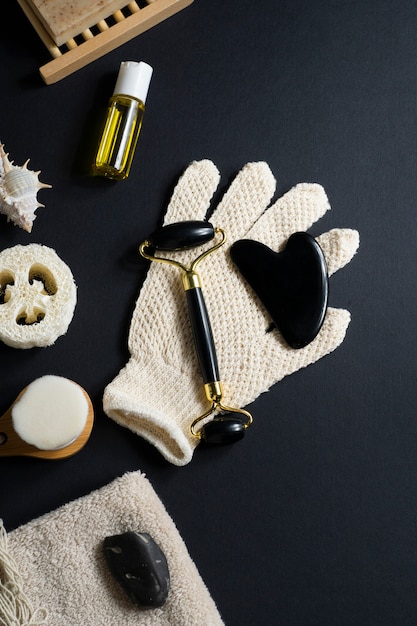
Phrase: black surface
[{"left": 0, "top": 1, "right": 416, "bottom": 625}]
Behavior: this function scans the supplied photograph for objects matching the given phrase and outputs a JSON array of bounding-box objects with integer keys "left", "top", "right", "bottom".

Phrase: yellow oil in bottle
[
  {"left": 92, "top": 96, "right": 145, "bottom": 180},
  {"left": 91, "top": 61, "right": 153, "bottom": 180}
]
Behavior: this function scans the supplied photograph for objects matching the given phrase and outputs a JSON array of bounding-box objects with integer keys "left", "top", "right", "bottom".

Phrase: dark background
[{"left": 1, "top": 1, "right": 416, "bottom": 624}]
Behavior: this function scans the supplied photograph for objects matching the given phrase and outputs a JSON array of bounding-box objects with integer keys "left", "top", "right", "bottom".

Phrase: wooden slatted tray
[{"left": 17, "top": 0, "right": 194, "bottom": 85}]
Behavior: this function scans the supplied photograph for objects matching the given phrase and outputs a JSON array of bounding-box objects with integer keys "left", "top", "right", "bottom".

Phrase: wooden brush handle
[{"left": 0, "top": 388, "right": 94, "bottom": 459}]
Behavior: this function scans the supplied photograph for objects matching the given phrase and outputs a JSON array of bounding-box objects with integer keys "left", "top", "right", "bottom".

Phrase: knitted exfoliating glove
[
  {"left": 0, "top": 472, "right": 224, "bottom": 625},
  {"left": 103, "top": 160, "right": 359, "bottom": 466}
]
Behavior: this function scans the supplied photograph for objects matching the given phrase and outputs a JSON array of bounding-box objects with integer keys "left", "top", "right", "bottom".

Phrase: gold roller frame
[{"left": 17, "top": 0, "right": 194, "bottom": 85}]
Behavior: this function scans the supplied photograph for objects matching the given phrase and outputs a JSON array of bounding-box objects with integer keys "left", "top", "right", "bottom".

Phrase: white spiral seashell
[{"left": 0, "top": 143, "right": 51, "bottom": 233}]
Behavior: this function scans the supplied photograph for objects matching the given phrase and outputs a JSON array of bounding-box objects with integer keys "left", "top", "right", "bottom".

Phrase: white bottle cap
[{"left": 113, "top": 61, "right": 153, "bottom": 103}]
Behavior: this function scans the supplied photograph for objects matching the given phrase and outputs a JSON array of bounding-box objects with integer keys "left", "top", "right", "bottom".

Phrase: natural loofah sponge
[{"left": 0, "top": 243, "right": 77, "bottom": 349}]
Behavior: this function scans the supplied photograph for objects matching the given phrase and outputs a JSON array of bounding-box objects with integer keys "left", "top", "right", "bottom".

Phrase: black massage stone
[
  {"left": 103, "top": 531, "right": 169, "bottom": 609},
  {"left": 230, "top": 232, "right": 328, "bottom": 349},
  {"left": 201, "top": 416, "right": 246, "bottom": 444},
  {"left": 148, "top": 220, "right": 215, "bottom": 250}
]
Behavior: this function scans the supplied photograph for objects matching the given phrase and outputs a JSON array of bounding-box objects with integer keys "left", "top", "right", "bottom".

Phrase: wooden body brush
[{"left": 0, "top": 375, "right": 94, "bottom": 459}]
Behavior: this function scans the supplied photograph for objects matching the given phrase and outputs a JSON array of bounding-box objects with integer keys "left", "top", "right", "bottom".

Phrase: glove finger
[
  {"left": 163, "top": 160, "right": 221, "bottom": 225},
  {"left": 265, "top": 307, "right": 351, "bottom": 379},
  {"left": 226, "top": 307, "right": 351, "bottom": 409},
  {"left": 246, "top": 183, "right": 330, "bottom": 249},
  {"left": 210, "top": 162, "right": 276, "bottom": 241},
  {"left": 316, "top": 228, "right": 360, "bottom": 276}
]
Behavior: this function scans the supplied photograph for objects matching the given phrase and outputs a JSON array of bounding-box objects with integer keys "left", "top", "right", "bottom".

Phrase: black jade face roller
[{"left": 139, "top": 221, "right": 253, "bottom": 444}]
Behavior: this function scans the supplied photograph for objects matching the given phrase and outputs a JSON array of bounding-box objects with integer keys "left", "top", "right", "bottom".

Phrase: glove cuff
[{"left": 103, "top": 357, "right": 208, "bottom": 466}]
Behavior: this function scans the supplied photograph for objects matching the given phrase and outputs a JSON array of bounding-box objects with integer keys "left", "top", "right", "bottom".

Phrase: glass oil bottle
[{"left": 92, "top": 61, "right": 153, "bottom": 180}]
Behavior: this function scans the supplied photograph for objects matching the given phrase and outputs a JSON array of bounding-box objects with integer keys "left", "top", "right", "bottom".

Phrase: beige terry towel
[{"left": 0, "top": 471, "right": 224, "bottom": 625}]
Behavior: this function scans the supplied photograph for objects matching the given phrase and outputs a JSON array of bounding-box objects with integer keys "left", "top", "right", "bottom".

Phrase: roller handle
[{"left": 186, "top": 287, "right": 219, "bottom": 384}]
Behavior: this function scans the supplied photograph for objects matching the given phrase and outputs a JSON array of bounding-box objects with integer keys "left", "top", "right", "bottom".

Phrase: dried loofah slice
[
  {"left": 0, "top": 143, "right": 51, "bottom": 233},
  {"left": 0, "top": 244, "right": 77, "bottom": 349}
]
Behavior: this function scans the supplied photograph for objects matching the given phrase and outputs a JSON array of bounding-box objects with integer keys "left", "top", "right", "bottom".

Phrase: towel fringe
[{"left": 0, "top": 520, "right": 48, "bottom": 625}]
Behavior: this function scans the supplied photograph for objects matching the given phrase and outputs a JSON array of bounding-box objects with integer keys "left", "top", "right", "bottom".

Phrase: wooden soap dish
[{"left": 17, "top": 0, "right": 194, "bottom": 85}]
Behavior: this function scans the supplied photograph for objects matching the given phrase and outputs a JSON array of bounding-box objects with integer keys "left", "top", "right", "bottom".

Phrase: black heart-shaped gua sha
[{"left": 230, "top": 232, "right": 328, "bottom": 349}]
